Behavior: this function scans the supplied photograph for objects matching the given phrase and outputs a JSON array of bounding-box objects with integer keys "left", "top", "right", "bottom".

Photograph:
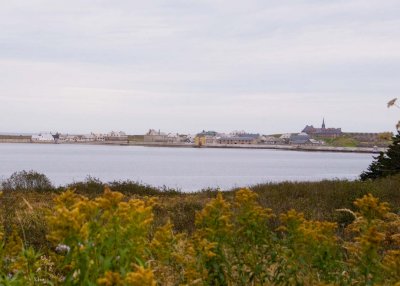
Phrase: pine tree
[{"left": 360, "top": 132, "right": 400, "bottom": 180}]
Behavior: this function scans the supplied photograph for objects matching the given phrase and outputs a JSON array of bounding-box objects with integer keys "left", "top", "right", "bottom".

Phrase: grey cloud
[{"left": 0, "top": 0, "right": 399, "bottom": 134}]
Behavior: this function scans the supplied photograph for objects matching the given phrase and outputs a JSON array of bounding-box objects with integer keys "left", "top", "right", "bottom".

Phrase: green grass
[
  {"left": 2, "top": 175, "right": 400, "bottom": 250},
  {"left": 320, "top": 136, "right": 359, "bottom": 147},
  {"left": 0, "top": 135, "right": 31, "bottom": 140},
  {"left": 127, "top": 135, "right": 144, "bottom": 142}
]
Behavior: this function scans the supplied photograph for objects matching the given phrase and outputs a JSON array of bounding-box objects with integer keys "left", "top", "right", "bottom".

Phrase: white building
[
  {"left": 105, "top": 131, "right": 128, "bottom": 141},
  {"left": 31, "top": 133, "right": 55, "bottom": 142}
]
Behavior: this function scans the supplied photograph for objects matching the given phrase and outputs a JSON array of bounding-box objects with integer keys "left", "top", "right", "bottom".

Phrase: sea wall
[
  {"left": 0, "top": 138, "right": 31, "bottom": 143},
  {"left": 0, "top": 140, "right": 384, "bottom": 153},
  {"left": 201, "top": 143, "right": 385, "bottom": 153},
  {"left": 130, "top": 142, "right": 384, "bottom": 153},
  {"left": 128, "top": 142, "right": 194, "bottom": 148}
]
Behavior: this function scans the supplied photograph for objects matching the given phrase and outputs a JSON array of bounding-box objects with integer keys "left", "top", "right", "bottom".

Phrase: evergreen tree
[{"left": 360, "top": 132, "right": 400, "bottom": 180}]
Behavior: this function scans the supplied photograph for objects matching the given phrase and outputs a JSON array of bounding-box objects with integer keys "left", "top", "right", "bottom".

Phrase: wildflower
[
  {"left": 195, "top": 192, "right": 232, "bottom": 239},
  {"left": 344, "top": 193, "right": 400, "bottom": 284},
  {"left": 55, "top": 244, "right": 70, "bottom": 254},
  {"left": 197, "top": 238, "right": 217, "bottom": 258},
  {"left": 97, "top": 271, "right": 122, "bottom": 286},
  {"left": 124, "top": 266, "right": 156, "bottom": 286},
  {"left": 150, "top": 221, "right": 175, "bottom": 262},
  {"left": 72, "top": 269, "right": 80, "bottom": 280},
  {"left": 354, "top": 193, "right": 390, "bottom": 221}
]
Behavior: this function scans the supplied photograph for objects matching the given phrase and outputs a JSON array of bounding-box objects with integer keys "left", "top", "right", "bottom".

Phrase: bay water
[{"left": 0, "top": 143, "right": 374, "bottom": 192}]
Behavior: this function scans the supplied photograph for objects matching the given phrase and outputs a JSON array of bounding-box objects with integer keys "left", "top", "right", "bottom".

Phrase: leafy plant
[
  {"left": 1, "top": 187, "right": 399, "bottom": 285},
  {"left": 2, "top": 171, "right": 53, "bottom": 192}
]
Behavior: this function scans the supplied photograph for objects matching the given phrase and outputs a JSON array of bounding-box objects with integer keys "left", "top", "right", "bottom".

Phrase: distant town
[{"left": 0, "top": 119, "right": 392, "bottom": 153}]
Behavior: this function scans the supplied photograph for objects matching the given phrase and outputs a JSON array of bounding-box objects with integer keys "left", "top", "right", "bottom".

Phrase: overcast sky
[{"left": 1, "top": 0, "right": 399, "bottom": 134}]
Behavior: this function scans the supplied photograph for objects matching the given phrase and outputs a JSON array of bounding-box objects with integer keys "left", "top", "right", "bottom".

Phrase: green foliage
[
  {"left": 66, "top": 177, "right": 180, "bottom": 197},
  {"left": 378, "top": 132, "right": 393, "bottom": 141},
  {"left": 1, "top": 186, "right": 400, "bottom": 285},
  {"left": 1, "top": 171, "right": 53, "bottom": 192},
  {"left": 127, "top": 135, "right": 144, "bottom": 142},
  {"left": 322, "top": 136, "right": 359, "bottom": 147},
  {"left": 46, "top": 188, "right": 156, "bottom": 285},
  {"left": 361, "top": 132, "right": 400, "bottom": 180},
  {"left": 108, "top": 180, "right": 180, "bottom": 197}
]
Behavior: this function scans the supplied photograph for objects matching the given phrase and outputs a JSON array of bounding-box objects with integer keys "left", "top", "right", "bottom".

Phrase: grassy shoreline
[
  {"left": 2, "top": 175, "right": 400, "bottom": 240},
  {"left": 0, "top": 140, "right": 386, "bottom": 153},
  {"left": 1, "top": 175, "right": 400, "bottom": 284}
]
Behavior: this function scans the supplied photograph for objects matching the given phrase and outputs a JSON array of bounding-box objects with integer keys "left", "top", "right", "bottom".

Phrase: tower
[{"left": 322, "top": 118, "right": 326, "bottom": 129}]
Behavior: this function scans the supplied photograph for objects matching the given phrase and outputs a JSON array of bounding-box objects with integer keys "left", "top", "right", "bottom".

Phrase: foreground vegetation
[{"left": 1, "top": 173, "right": 400, "bottom": 285}]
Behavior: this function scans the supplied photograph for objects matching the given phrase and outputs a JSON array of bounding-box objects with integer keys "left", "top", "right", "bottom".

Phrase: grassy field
[
  {"left": 1, "top": 176, "right": 400, "bottom": 284},
  {"left": 321, "top": 136, "right": 359, "bottom": 147},
  {"left": 318, "top": 133, "right": 392, "bottom": 148},
  {"left": 2, "top": 176, "right": 400, "bottom": 245},
  {"left": 127, "top": 135, "right": 145, "bottom": 142},
  {"left": 0, "top": 135, "right": 31, "bottom": 140}
]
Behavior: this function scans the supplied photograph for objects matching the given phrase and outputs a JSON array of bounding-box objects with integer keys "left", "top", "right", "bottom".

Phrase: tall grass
[
  {"left": 1, "top": 175, "right": 400, "bottom": 284},
  {"left": 1, "top": 186, "right": 399, "bottom": 285}
]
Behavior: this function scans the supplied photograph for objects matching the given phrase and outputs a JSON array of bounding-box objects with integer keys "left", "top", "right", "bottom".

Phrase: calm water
[{"left": 0, "top": 143, "right": 374, "bottom": 192}]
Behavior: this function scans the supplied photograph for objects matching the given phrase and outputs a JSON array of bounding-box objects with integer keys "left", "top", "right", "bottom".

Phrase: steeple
[{"left": 322, "top": 118, "right": 326, "bottom": 129}]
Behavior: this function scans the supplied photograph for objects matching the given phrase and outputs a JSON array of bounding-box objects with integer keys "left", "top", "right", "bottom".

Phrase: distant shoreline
[
  {"left": 0, "top": 139, "right": 384, "bottom": 154},
  {"left": 128, "top": 142, "right": 383, "bottom": 154}
]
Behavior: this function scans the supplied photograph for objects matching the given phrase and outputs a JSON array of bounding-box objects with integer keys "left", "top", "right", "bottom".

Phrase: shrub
[
  {"left": 1, "top": 170, "right": 53, "bottom": 191},
  {"left": 108, "top": 180, "right": 180, "bottom": 196},
  {"left": 1, "top": 188, "right": 399, "bottom": 285},
  {"left": 66, "top": 176, "right": 104, "bottom": 196}
]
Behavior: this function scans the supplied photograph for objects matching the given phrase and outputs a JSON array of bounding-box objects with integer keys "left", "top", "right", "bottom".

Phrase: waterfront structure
[
  {"left": 31, "top": 133, "right": 55, "bottom": 142},
  {"left": 144, "top": 129, "right": 168, "bottom": 142},
  {"left": 89, "top": 133, "right": 106, "bottom": 141},
  {"left": 279, "top": 133, "right": 292, "bottom": 144},
  {"left": 59, "top": 134, "right": 85, "bottom": 142},
  {"left": 0, "top": 135, "right": 31, "bottom": 143},
  {"left": 58, "top": 131, "right": 125, "bottom": 143},
  {"left": 309, "top": 138, "right": 325, "bottom": 145},
  {"left": 144, "top": 129, "right": 181, "bottom": 143},
  {"left": 57, "top": 133, "right": 107, "bottom": 142},
  {"left": 194, "top": 135, "right": 218, "bottom": 146},
  {"left": 289, "top": 133, "right": 311, "bottom": 145},
  {"left": 194, "top": 135, "right": 206, "bottom": 146},
  {"left": 261, "top": 136, "right": 286, "bottom": 145},
  {"left": 180, "top": 134, "right": 193, "bottom": 143},
  {"left": 197, "top": 130, "right": 218, "bottom": 137},
  {"left": 194, "top": 130, "right": 261, "bottom": 146},
  {"left": 105, "top": 131, "right": 128, "bottom": 141},
  {"left": 345, "top": 132, "right": 382, "bottom": 142},
  {"left": 230, "top": 131, "right": 260, "bottom": 139},
  {"left": 80, "top": 133, "right": 106, "bottom": 142},
  {"left": 218, "top": 136, "right": 257, "bottom": 145},
  {"left": 302, "top": 119, "right": 342, "bottom": 138},
  {"left": 194, "top": 130, "right": 219, "bottom": 146}
]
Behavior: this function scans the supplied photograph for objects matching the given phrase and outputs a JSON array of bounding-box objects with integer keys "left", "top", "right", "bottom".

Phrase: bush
[
  {"left": 108, "top": 180, "right": 180, "bottom": 196},
  {"left": 66, "top": 176, "right": 105, "bottom": 196},
  {"left": 0, "top": 188, "right": 399, "bottom": 284},
  {"left": 1, "top": 170, "right": 53, "bottom": 191},
  {"left": 66, "top": 177, "right": 181, "bottom": 197}
]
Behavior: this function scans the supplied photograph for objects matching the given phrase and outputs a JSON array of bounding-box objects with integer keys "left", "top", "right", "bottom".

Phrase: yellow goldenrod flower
[{"left": 124, "top": 266, "right": 156, "bottom": 286}]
